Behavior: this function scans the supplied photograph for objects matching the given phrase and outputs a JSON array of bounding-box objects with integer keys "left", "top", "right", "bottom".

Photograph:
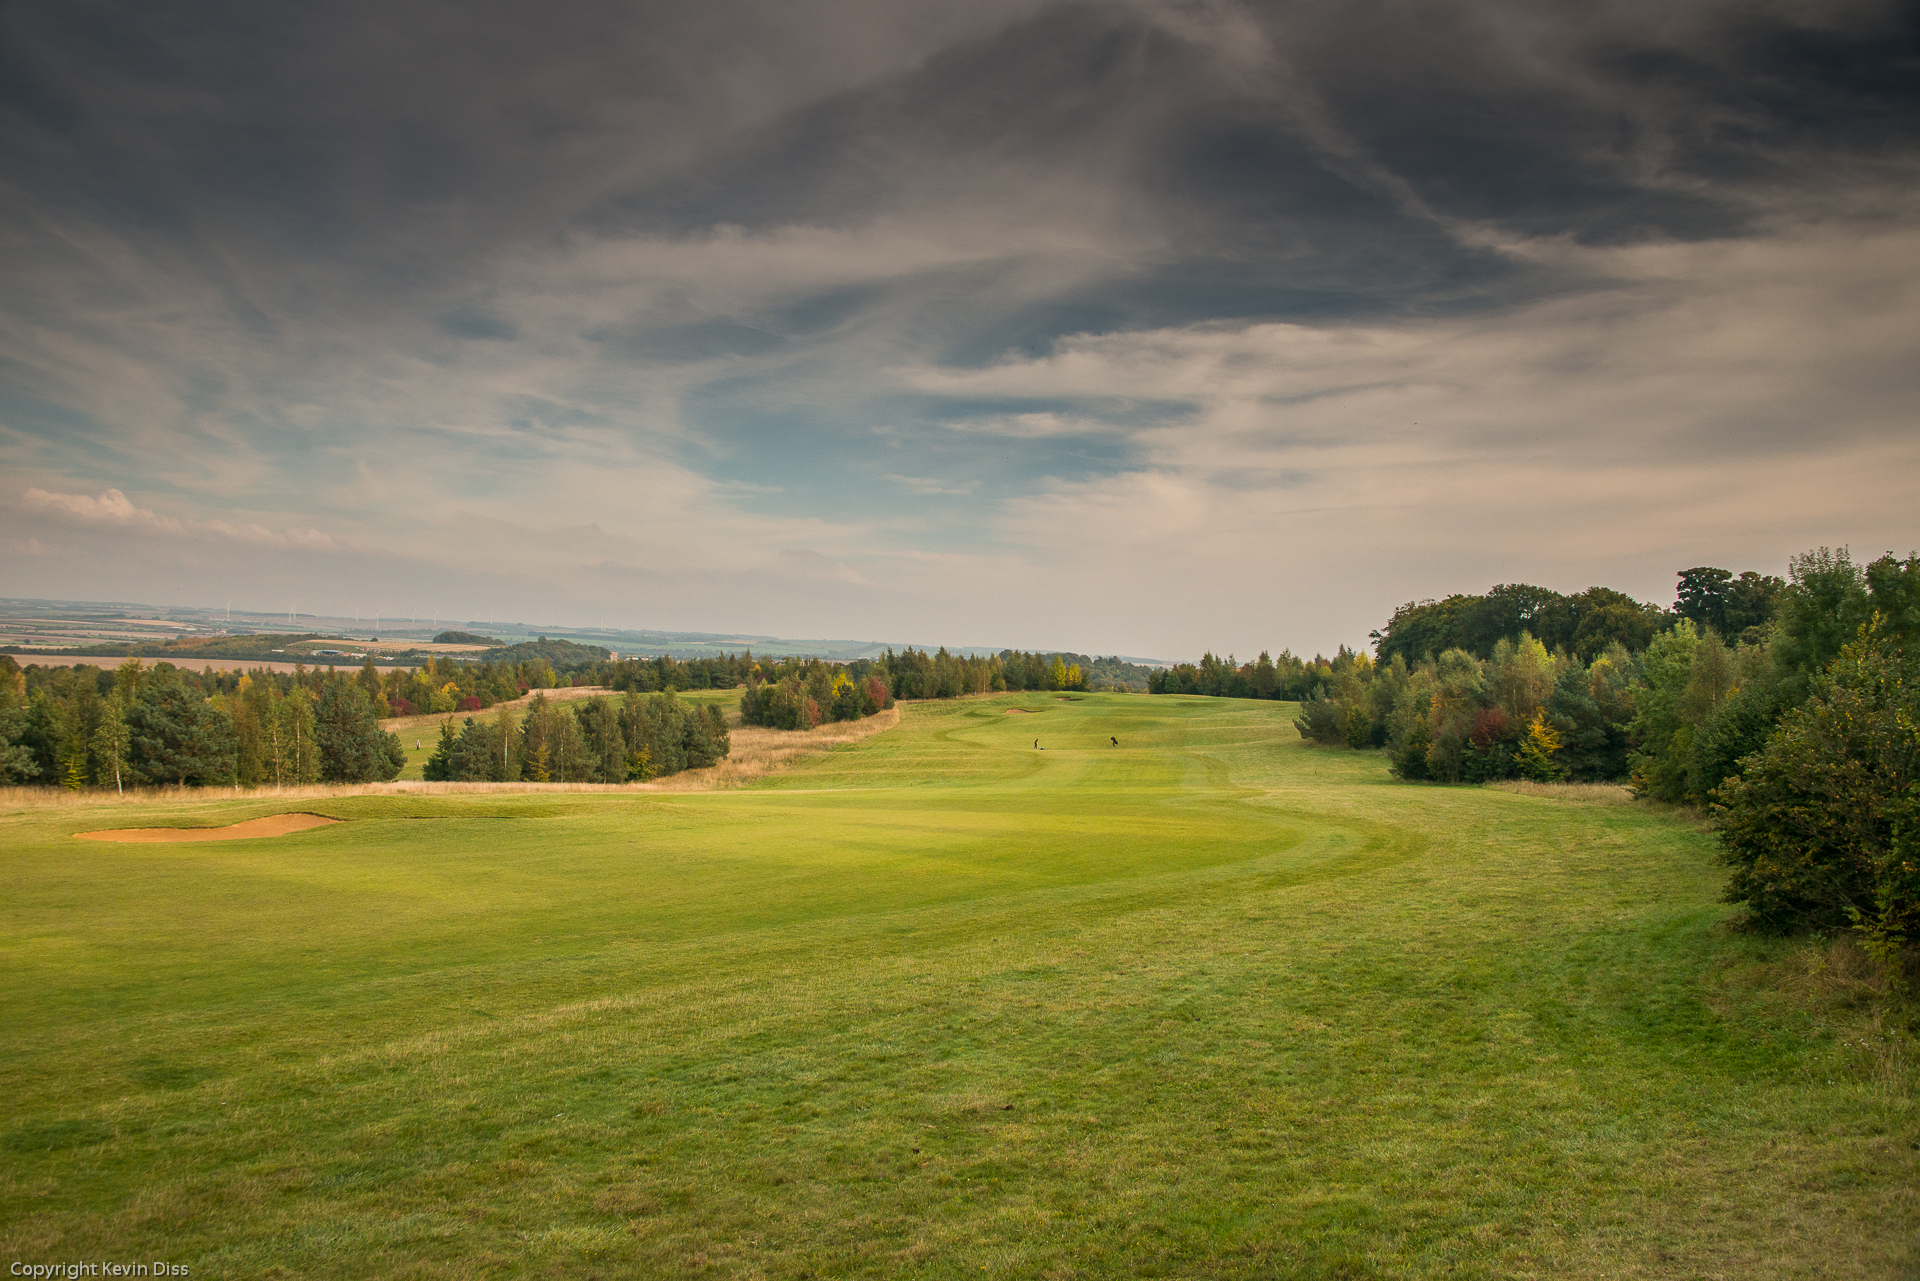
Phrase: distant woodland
[{"left": 0, "top": 641, "right": 1152, "bottom": 790}]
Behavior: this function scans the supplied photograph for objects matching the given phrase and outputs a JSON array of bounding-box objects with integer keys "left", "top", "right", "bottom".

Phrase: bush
[
  {"left": 1715, "top": 624, "right": 1919, "bottom": 945},
  {"left": 1293, "top": 689, "right": 1344, "bottom": 744}
]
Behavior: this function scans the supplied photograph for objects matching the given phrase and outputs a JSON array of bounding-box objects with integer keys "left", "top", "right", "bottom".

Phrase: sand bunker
[
  {"left": 1003, "top": 707, "right": 1037, "bottom": 714},
  {"left": 76, "top": 813, "right": 340, "bottom": 843}
]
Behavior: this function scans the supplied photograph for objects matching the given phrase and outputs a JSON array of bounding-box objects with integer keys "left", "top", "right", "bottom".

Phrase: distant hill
[
  {"left": 433, "top": 630, "right": 499, "bottom": 646},
  {"left": 3, "top": 632, "right": 337, "bottom": 662},
  {"left": 483, "top": 637, "right": 611, "bottom": 667}
]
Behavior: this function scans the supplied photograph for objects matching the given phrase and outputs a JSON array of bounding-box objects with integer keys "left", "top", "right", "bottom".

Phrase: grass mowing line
[{"left": 1, "top": 692, "right": 1914, "bottom": 1278}]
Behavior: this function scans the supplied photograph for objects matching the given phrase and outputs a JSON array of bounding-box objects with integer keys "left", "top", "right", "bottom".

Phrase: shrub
[{"left": 1715, "top": 624, "right": 1918, "bottom": 948}]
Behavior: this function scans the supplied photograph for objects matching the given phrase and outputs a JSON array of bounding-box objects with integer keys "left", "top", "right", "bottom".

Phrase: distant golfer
[
  {"left": 1034, "top": 738, "right": 1040, "bottom": 749},
  {"left": 1111, "top": 736, "right": 1119, "bottom": 747}
]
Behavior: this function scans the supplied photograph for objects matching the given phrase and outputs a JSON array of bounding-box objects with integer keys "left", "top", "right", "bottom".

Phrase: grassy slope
[{"left": 0, "top": 693, "right": 1912, "bottom": 1278}]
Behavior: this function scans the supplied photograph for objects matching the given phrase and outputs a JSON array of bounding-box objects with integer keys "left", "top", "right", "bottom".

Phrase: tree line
[
  {"left": 0, "top": 639, "right": 1154, "bottom": 789},
  {"left": 1150, "top": 648, "right": 1373, "bottom": 700},
  {"left": 1202, "top": 548, "right": 1916, "bottom": 947},
  {"left": 0, "top": 658, "right": 404, "bottom": 788},
  {"left": 423, "top": 691, "right": 728, "bottom": 783},
  {"left": 739, "top": 648, "right": 1144, "bottom": 729}
]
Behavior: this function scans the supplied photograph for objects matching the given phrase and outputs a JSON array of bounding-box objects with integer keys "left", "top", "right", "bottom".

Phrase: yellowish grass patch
[{"left": 1485, "top": 779, "right": 1636, "bottom": 803}]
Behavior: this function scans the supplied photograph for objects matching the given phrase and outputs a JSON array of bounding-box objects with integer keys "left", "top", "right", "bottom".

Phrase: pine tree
[{"left": 423, "top": 718, "right": 457, "bottom": 781}]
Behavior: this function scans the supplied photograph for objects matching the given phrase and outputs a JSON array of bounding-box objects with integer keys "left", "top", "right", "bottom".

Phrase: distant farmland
[{"left": 2, "top": 694, "right": 1911, "bottom": 1277}]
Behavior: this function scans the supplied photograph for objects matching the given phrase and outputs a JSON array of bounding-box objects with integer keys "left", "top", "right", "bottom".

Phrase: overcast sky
[{"left": 3, "top": 0, "right": 1915, "bottom": 658}]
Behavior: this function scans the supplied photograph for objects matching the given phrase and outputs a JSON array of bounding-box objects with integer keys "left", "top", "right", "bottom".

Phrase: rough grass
[
  {"left": 2, "top": 693, "right": 1914, "bottom": 1279},
  {"left": 1484, "top": 779, "right": 1636, "bottom": 803}
]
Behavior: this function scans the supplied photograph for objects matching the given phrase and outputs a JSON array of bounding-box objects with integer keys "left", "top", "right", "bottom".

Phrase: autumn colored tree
[{"left": 1512, "top": 711, "right": 1567, "bottom": 782}]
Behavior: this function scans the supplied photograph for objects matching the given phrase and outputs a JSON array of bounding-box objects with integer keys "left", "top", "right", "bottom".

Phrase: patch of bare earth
[{"left": 76, "top": 813, "right": 340, "bottom": 842}]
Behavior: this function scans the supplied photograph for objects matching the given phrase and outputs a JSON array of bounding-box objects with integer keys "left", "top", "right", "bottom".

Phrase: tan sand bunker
[
  {"left": 77, "top": 813, "right": 340, "bottom": 843},
  {"left": 1003, "top": 707, "right": 1038, "bottom": 714}
]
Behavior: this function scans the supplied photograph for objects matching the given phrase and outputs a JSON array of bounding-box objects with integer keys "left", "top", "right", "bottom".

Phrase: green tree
[
  {"left": 0, "top": 657, "right": 35, "bottom": 784},
  {"left": 1723, "top": 570, "right": 1784, "bottom": 638},
  {"left": 1570, "top": 601, "right": 1661, "bottom": 661},
  {"left": 1772, "top": 547, "right": 1870, "bottom": 704},
  {"left": 1545, "top": 652, "right": 1632, "bottom": 782},
  {"left": 1486, "top": 633, "right": 1557, "bottom": 723},
  {"left": 274, "top": 688, "right": 321, "bottom": 784},
  {"left": 423, "top": 718, "right": 459, "bottom": 782},
  {"left": 314, "top": 680, "right": 402, "bottom": 783},
  {"left": 518, "top": 692, "right": 590, "bottom": 782},
  {"left": 1865, "top": 552, "right": 1920, "bottom": 649},
  {"left": 1716, "top": 622, "right": 1918, "bottom": 943},
  {"left": 127, "top": 677, "right": 237, "bottom": 786},
  {"left": 441, "top": 716, "right": 511, "bottom": 781},
  {"left": 1250, "top": 651, "right": 1279, "bottom": 698},
  {"left": 91, "top": 690, "right": 130, "bottom": 794},
  {"left": 577, "top": 696, "right": 627, "bottom": 783},
  {"left": 1423, "top": 649, "right": 1485, "bottom": 783},
  {"left": 1628, "top": 621, "right": 1702, "bottom": 802},
  {"left": 230, "top": 675, "right": 267, "bottom": 785}
]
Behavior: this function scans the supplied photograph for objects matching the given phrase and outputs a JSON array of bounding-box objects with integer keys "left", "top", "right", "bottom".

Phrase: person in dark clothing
[{"left": 1111, "top": 736, "right": 1118, "bottom": 747}]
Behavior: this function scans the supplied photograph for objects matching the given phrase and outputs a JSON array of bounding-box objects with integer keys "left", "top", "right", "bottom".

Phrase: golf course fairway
[{"left": 2, "top": 693, "right": 1913, "bottom": 1277}]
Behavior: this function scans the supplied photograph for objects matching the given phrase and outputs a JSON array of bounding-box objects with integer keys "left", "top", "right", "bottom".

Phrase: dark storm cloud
[
  {"left": 7, "top": 0, "right": 1909, "bottom": 339},
  {"left": 2, "top": 0, "right": 1916, "bottom": 653}
]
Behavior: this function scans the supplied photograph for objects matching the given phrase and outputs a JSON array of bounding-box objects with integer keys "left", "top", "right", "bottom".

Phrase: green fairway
[{"left": 1, "top": 693, "right": 1912, "bottom": 1277}]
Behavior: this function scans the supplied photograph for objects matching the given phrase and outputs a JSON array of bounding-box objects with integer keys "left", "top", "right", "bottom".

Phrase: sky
[{"left": 2, "top": 0, "right": 1916, "bottom": 660}]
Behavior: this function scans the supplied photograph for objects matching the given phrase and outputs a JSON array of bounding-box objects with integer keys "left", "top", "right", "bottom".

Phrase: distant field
[
  {"left": 9, "top": 656, "right": 382, "bottom": 677},
  {"left": 1, "top": 694, "right": 1912, "bottom": 1278}
]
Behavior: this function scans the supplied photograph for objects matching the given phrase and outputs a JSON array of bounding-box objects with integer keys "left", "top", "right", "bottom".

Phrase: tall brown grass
[{"left": 1485, "top": 779, "right": 1635, "bottom": 803}]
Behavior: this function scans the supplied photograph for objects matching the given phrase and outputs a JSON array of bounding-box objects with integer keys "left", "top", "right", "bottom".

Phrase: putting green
[{"left": 0, "top": 693, "right": 1911, "bottom": 1278}]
